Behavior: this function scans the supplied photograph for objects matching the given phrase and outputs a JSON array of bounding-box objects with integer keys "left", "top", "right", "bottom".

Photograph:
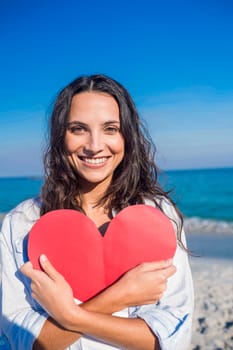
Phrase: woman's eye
[
  {"left": 105, "top": 126, "right": 119, "bottom": 134},
  {"left": 69, "top": 126, "right": 86, "bottom": 134}
]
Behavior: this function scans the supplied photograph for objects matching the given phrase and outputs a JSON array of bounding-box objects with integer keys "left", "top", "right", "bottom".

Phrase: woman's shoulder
[
  {"left": 9, "top": 197, "right": 41, "bottom": 218},
  {"left": 145, "top": 196, "right": 182, "bottom": 235},
  {"left": 145, "top": 196, "right": 178, "bottom": 218},
  {"left": 1, "top": 198, "right": 41, "bottom": 234}
]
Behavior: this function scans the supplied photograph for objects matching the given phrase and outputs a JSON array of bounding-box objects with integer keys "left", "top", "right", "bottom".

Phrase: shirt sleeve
[
  {"left": 128, "top": 200, "right": 194, "bottom": 350},
  {"left": 0, "top": 208, "right": 48, "bottom": 350}
]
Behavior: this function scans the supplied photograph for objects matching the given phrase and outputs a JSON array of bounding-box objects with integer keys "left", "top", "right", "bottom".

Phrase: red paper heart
[{"left": 28, "top": 205, "right": 176, "bottom": 302}]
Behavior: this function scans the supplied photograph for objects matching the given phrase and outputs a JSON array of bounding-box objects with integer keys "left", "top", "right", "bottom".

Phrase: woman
[{"left": 0, "top": 74, "right": 194, "bottom": 350}]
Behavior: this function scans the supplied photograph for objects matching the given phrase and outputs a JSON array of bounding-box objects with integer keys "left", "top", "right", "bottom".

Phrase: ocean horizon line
[{"left": 1, "top": 168, "right": 232, "bottom": 224}]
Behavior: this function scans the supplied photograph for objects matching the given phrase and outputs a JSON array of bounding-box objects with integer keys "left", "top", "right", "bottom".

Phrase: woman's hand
[
  {"left": 21, "top": 255, "right": 80, "bottom": 328},
  {"left": 21, "top": 255, "right": 176, "bottom": 326},
  {"left": 108, "top": 260, "right": 176, "bottom": 309}
]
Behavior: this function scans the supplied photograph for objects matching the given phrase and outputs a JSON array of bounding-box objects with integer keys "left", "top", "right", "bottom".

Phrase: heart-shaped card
[{"left": 28, "top": 205, "right": 176, "bottom": 302}]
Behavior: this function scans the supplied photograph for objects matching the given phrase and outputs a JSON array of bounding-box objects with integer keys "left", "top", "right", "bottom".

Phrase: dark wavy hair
[{"left": 40, "top": 74, "right": 184, "bottom": 243}]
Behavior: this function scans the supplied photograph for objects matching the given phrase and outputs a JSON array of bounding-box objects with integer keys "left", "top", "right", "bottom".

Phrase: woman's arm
[
  {"left": 21, "top": 255, "right": 175, "bottom": 350},
  {"left": 0, "top": 204, "right": 174, "bottom": 350},
  {"left": 0, "top": 213, "right": 48, "bottom": 350}
]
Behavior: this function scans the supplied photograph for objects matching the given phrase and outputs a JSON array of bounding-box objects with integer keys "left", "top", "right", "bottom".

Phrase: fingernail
[{"left": 40, "top": 254, "right": 47, "bottom": 263}]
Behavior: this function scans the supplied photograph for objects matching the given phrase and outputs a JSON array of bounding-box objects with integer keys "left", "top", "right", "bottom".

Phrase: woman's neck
[
  {"left": 80, "top": 187, "right": 105, "bottom": 209},
  {"left": 78, "top": 177, "right": 111, "bottom": 203},
  {"left": 78, "top": 183, "right": 112, "bottom": 231}
]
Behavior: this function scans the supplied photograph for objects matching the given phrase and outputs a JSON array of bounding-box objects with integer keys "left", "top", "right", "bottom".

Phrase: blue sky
[{"left": 1, "top": 0, "right": 233, "bottom": 176}]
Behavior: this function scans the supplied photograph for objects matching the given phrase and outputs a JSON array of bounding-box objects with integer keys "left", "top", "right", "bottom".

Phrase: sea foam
[{"left": 184, "top": 217, "right": 233, "bottom": 234}]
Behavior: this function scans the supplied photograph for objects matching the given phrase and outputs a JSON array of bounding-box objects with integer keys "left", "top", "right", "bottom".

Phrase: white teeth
[{"left": 82, "top": 157, "right": 107, "bottom": 165}]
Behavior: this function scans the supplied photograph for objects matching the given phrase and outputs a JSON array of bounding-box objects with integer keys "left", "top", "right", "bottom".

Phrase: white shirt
[{"left": 0, "top": 197, "right": 194, "bottom": 350}]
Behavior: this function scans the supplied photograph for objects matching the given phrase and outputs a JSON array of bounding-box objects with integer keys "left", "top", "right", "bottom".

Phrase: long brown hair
[{"left": 40, "top": 74, "right": 184, "bottom": 243}]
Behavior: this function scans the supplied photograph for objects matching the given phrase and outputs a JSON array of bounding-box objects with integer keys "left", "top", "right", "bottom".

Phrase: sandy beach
[
  {"left": 189, "top": 257, "right": 233, "bottom": 350},
  {"left": 186, "top": 230, "right": 233, "bottom": 350}
]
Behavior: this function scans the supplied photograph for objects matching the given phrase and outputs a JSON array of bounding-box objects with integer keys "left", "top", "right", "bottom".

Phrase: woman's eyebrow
[
  {"left": 67, "top": 120, "right": 120, "bottom": 126},
  {"left": 67, "top": 121, "right": 87, "bottom": 127},
  {"left": 103, "top": 121, "right": 120, "bottom": 125}
]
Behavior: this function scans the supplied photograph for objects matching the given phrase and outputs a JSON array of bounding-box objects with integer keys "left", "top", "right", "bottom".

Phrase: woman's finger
[
  {"left": 162, "top": 264, "right": 177, "bottom": 279},
  {"left": 38, "top": 254, "right": 63, "bottom": 282},
  {"left": 20, "top": 261, "right": 35, "bottom": 278},
  {"left": 134, "top": 259, "right": 173, "bottom": 273}
]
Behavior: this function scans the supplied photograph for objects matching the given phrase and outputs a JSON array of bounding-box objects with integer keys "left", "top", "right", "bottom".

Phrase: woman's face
[{"left": 65, "top": 91, "right": 125, "bottom": 190}]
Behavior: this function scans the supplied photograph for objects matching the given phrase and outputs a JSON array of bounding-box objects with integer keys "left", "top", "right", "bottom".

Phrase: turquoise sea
[
  {"left": 0, "top": 167, "right": 233, "bottom": 233},
  {"left": 159, "top": 167, "right": 233, "bottom": 222}
]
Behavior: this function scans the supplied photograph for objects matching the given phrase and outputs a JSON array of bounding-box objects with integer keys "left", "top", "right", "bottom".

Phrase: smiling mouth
[{"left": 79, "top": 157, "right": 108, "bottom": 165}]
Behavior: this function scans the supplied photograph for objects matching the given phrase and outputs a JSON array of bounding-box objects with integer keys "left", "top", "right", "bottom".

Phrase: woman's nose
[{"left": 84, "top": 131, "right": 103, "bottom": 154}]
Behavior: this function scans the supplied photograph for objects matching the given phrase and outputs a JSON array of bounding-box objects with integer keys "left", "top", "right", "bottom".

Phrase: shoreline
[{"left": 186, "top": 232, "right": 233, "bottom": 260}]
